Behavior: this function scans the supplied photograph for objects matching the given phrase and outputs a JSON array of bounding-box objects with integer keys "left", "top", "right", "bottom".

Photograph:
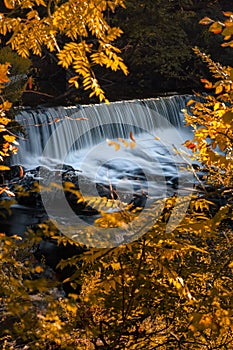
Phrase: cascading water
[
  {"left": 13, "top": 95, "right": 192, "bottom": 168},
  {"left": 10, "top": 95, "right": 195, "bottom": 246}
]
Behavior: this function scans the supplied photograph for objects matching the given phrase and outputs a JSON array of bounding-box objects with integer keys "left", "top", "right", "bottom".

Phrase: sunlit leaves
[
  {"left": 0, "top": 63, "right": 10, "bottom": 92},
  {"left": 200, "top": 11, "right": 233, "bottom": 47},
  {"left": 0, "top": 0, "right": 127, "bottom": 101},
  {"left": 199, "top": 17, "right": 214, "bottom": 25},
  {"left": 106, "top": 133, "right": 136, "bottom": 151},
  {"left": 3, "top": 0, "right": 15, "bottom": 9},
  {"left": 200, "top": 78, "right": 212, "bottom": 89},
  {"left": 0, "top": 64, "right": 18, "bottom": 162},
  {"left": 209, "top": 21, "right": 223, "bottom": 34}
]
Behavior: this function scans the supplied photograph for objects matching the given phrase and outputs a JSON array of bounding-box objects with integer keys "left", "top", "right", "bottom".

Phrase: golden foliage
[
  {"left": 0, "top": 63, "right": 10, "bottom": 92},
  {"left": 200, "top": 11, "right": 233, "bottom": 47},
  {"left": 0, "top": 65, "right": 18, "bottom": 163},
  {"left": 0, "top": 0, "right": 128, "bottom": 102},
  {"left": 183, "top": 48, "right": 233, "bottom": 187}
]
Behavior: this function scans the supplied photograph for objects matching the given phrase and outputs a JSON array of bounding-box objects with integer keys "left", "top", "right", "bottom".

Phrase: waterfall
[
  {"left": 10, "top": 95, "right": 195, "bottom": 247},
  {"left": 12, "top": 95, "right": 191, "bottom": 169}
]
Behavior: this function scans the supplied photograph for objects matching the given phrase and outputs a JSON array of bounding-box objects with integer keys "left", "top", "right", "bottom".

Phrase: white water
[
  {"left": 13, "top": 95, "right": 191, "bottom": 159},
  {"left": 11, "top": 95, "right": 196, "bottom": 247},
  {"left": 12, "top": 95, "right": 194, "bottom": 193}
]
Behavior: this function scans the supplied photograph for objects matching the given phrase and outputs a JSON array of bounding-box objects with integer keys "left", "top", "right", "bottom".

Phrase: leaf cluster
[
  {"left": 0, "top": 63, "right": 19, "bottom": 167},
  {"left": 0, "top": 0, "right": 128, "bottom": 102}
]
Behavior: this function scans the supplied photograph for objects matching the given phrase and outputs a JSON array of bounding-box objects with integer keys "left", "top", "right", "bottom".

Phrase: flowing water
[
  {"left": 13, "top": 95, "right": 193, "bottom": 184},
  {"left": 10, "top": 95, "right": 195, "bottom": 246}
]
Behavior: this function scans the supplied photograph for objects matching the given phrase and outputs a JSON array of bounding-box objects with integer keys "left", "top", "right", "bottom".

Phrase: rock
[{"left": 11, "top": 165, "right": 99, "bottom": 216}]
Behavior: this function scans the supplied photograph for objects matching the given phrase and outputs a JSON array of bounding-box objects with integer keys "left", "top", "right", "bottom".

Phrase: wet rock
[{"left": 10, "top": 165, "right": 99, "bottom": 216}]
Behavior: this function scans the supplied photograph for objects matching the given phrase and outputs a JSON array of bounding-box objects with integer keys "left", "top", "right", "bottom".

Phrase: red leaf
[
  {"left": 27, "top": 76, "right": 33, "bottom": 90},
  {"left": 130, "top": 131, "right": 136, "bottom": 142}
]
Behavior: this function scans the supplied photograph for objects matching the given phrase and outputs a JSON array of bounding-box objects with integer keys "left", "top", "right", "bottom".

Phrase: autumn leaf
[
  {"left": 3, "top": 134, "right": 16, "bottom": 143},
  {"left": 223, "top": 11, "right": 233, "bottom": 17},
  {"left": 186, "top": 99, "right": 196, "bottom": 106},
  {"left": 130, "top": 141, "right": 136, "bottom": 149},
  {"left": 106, "top": 139, "right": 120, "bottom": 151},
  {"left": 130, "top": 131, "right": 136, "bottom": 142},
  {"left": 0, "top": 165, "right": 10, "bottom": 170},
  {"left": 199, "top": 17, "right": 213, "bottom": 25},
  {"left": 183, "top": 140, "right": 196, "bottom": 150},
  {"left": 209, "top": 22, "right": 223, "bottom": 34},
  {"left": 215, "top": 85, "right": 223, "bottom": 94},
  {"left": 200, "top": 78, "right": 212, "bottom": 89},
  {"left": 0, "top": 63, "right": 10, "bottom": 86},
  {"left": 0, "top": 117, "right": 11, "bottom": 125},
  {"left": 4, "top": 0, "right": 15, "bottom": 9},
  {"left": 222, "top": 111, "right": 233, "bottom": 125}
]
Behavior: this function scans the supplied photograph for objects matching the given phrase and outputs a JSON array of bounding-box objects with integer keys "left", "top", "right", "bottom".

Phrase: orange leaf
[
  {"left": 4, "top": 0, "right": 15, "bottom": 9},
  {"left": 223, "top": 11, "right": 233, "bottom": 17},
  {"left": 200, "top": 78, "right": 212, "bottom": 89},
  {"left": 106, "top": 139, "right": 120, "bottom": 151},
  {"left": 209, "top": 22, "right": 223, "bottom": 34},
  {"left": 215, "top": 85, "right": 223, "bottom": 94},
  {"left": 183, "top": 140, "right": 196, "bottom": 150},
  {"left": 130, "top": 131, "right": 136, "bottom": 142},
  {"left": 130, "top": 142, "right": 136, "bottom": 149},
  {"left": 199, "top": 17, "right": 213, "bottom": 25},
  {"left": 27, "top": 76, "right": 33, "bottom": 90},
  {"left": 186, "top": 99, "right": 196, "bottom": 106},
  {"left": 187, "top": 143, "right": 196, "bottom": 150}
]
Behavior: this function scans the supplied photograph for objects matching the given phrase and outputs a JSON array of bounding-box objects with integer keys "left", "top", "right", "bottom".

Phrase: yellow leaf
[
  {"left": 4, "top": 239, "right": 12, "bottom": 245},
  {"left": 130, "top": 141, "right": 136, "bottom": 149},
  {"left": 106, "top": 139, "right": 120, "bottom": 151},
  {"left": 214, "top": 102, "right": 220, "bottom": 110},
  {"left": 111, "top": 262, "right": 121, "bottom": 270},
  {"left": 186, "top": 99, "right": 196, "bottom": 106},
  {"left": 0, "top": 165, "right": 10, "bottom": 170},
  {"left": 0, "top": 63, "right": 10, "bottom": 84},
  {"left": 200, "top": 78, "right": 212, "bottom": 89},
  {"left": 215, "top": 85, "right": 223, "bottom": 94},
  {"left": 118, "top": 138, "right": 128, "bottom": 147},
  {"left": 3, "top": 134, "right": 16, "bottom": 143},
  {"left": 2, "top": 101, "right": 12, "bottom": 110},
  {"left": 0, "top": 117, "right": 11, "bottom": 125}
]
